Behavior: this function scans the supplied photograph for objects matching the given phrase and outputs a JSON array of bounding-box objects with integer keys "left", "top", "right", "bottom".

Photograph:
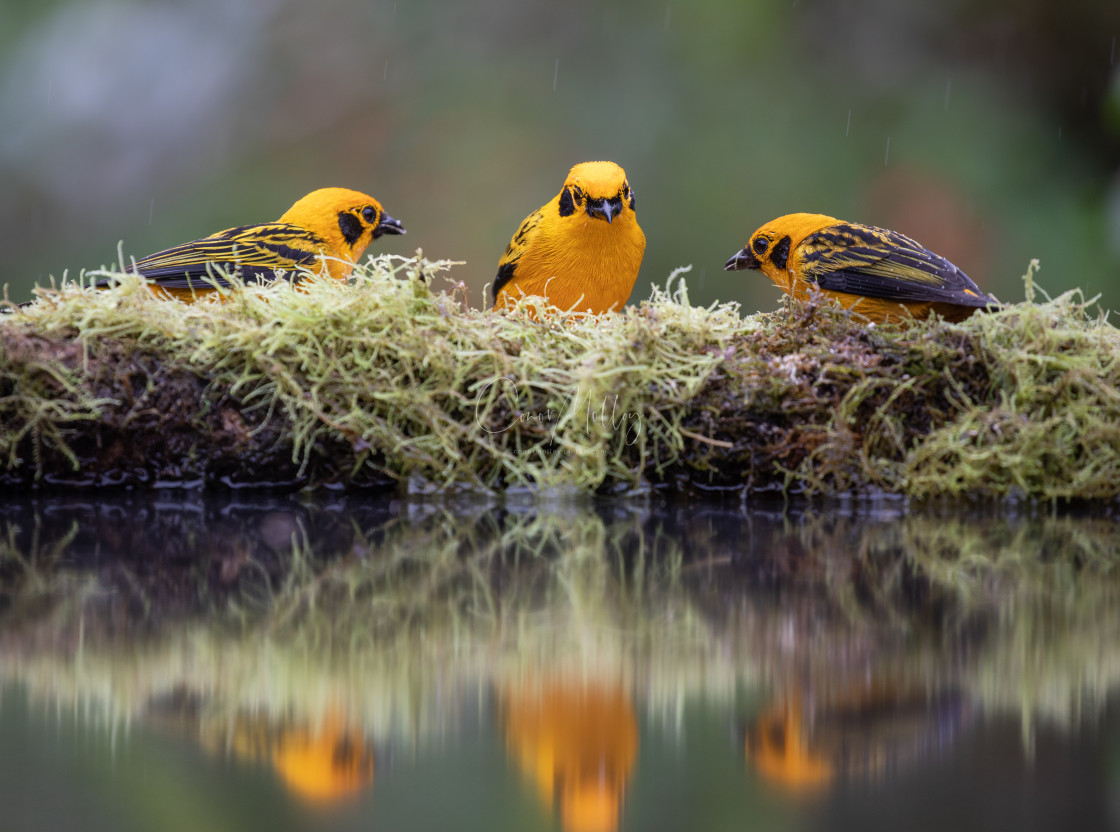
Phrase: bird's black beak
[
  {"left": 374, "top": 214, "right": 406, "bottom": 238},
  {"left": 724, "top": 248, "right": 760, "bottom": 271},
  {"left": 586, "top": 197, "right": 623, "bottom": 224}
]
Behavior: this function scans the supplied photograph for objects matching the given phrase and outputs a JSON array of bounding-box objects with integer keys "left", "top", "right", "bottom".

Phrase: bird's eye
[
  {"left": 362, "top": 205, "right": 377, "bottom": 223},
  {"left": 752, "top": 236, "right": 769, "bottom": 255}
]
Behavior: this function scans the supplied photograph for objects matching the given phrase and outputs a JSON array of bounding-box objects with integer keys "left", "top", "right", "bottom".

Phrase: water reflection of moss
[
  {"left": 0, "top": 500, "right": 724, "bottom": 742},
  {"left": 736, "top": 510, "right": 1120, "bottom": 763},
  {"left": 3, "top": 259, "right": 1120, "bottom": 498},
  {"left": 1, "top": 499, "right": 1119, "bottom": 789}
]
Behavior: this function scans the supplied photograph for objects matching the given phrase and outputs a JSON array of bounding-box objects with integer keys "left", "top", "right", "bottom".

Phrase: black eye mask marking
[
  {"left": 338, "top": 211, "right": 364, "bottom": 245},
  {"left": 770, "top": 236, "right": 791, "bottom": 270},
  {"left": 558, "top": 187, "right": 576, "bottom": 217}
]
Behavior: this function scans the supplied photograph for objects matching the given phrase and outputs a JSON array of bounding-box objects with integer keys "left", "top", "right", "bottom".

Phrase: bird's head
[
  {"left": 557, "top": 161, "right": 636, "bottom": 225},
  {"left": 280, "top": 187, "right": 406, "bottom": 258},
  {"left": 724, "top": 213, "right": 838, "bottom": 274}
]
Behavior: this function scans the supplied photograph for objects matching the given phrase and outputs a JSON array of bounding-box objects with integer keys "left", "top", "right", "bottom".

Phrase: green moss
[{"left": 2, "top": 256, "right": 1118, "bottom": 498}]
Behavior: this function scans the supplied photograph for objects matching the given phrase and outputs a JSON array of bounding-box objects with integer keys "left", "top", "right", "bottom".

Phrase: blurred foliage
[{"left": 1, "top": 0, "right": 1118, "bottom": 311}]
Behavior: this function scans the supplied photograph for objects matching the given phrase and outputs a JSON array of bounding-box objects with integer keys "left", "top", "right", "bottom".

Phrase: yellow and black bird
[
  {"left": 492, "top": 161, "right": 645, "bottom": 315},
  {"left": 99, "top": 187, "right": 405, "bottom": 301},
  {"left": 724, "top": 213, "right": 998, "bottom": 323}
]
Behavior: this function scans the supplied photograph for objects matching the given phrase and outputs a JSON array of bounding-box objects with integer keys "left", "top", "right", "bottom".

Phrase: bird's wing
[
  {"left": 799, "top": 223, "right": 996, "bottom": 307},
  {"left": 492, "top": 208, "right": 543, "bottom": 303},
  {"left": 103, "top": 223, "right": 330, "bottom": 289}
]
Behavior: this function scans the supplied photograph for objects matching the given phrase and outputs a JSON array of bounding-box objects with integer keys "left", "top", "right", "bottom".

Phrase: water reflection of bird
[
  {"left": 743, "top": 683, "right": 969, "bottom": 792},
  {"left": 98, "top": 187, "right": 405, "bottom": 301},
  {"left": 725, "top": 213, "right": 998, "bottom": 323},
  {"left": 266, "top": 707, "right": 375, "bottom": 804},
  {"left": 492, "top": 161, "right": 645, "bottom": 315},
  {"left": 501, "top": 678, "right": 638, "bottom": 832},
  {"left": 147, "top": 691, "right": 375, "bottom": 804}
]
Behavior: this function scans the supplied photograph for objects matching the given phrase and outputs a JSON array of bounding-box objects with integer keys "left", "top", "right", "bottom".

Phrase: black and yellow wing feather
[
  {"left": 800, "top": 223, "right": 997, "bottom": 308},
  {"left": 492, "top": 209, "right": 543, "bottom": 304},
  {"left": 102, "top": 223, "right": 330, "bottom": 290}
]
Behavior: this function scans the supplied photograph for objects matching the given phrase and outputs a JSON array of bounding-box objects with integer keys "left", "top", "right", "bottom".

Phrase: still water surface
[{"left": 1, "top": 493, "right": 1118, "bottom": 831}]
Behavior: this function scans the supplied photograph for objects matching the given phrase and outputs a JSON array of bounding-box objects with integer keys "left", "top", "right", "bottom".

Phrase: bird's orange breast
[{"left": 500, "top": 211, "right": 645, "bottom": 315}]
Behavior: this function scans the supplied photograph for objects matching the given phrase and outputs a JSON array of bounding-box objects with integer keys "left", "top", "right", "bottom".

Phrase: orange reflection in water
[
  {"left": 199, "top": 704, "right": 375, "bottom": 804},
  {"left": 270, "top": 707, "right": 374, "bottom": 804},
  {"left": 745, "top": 696, "right": 833, "bottom": 792},
  {"left": 502, "top": 678, "right": 638, "bottom": 832},
  {"left": 745, "top": 682, "right": 968, "bottom": 794}
]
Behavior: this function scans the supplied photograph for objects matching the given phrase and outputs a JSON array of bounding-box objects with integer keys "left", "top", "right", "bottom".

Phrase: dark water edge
[{"left": 1, "top": 491, "right": 1118, "bottom": 831}]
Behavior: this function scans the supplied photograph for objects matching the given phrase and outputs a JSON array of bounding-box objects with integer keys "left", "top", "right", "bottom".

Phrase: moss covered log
[{"left": 1, "top": 255, "right": 1118, "bottom": 499}]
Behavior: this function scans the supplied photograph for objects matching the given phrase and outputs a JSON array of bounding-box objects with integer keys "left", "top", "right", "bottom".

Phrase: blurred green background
[{"left": 2, "top": 0, "right": 1118, "bottom": 311}]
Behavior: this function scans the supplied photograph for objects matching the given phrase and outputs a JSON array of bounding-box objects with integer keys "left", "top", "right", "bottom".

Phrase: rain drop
[
  {"left": 384, "top": 58, "right": 389, "bottom": 81},
  {"left": 846, "top": 108, "right": 851, "bottom": 136},
  {"left": 148, "top": 199, "right": 154, "bottom": 225},
  {"left": 944, "top": 78, "right": 952, "bottom": 111},
  {"left": 664, "top": 5, "right": 671, "bottom": 30},
  {"left": 553, "top": 59, "right": 559, "bottom": 91},
  {"left": 884, "top": 136, "right": 891, "bottom": 166}
]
